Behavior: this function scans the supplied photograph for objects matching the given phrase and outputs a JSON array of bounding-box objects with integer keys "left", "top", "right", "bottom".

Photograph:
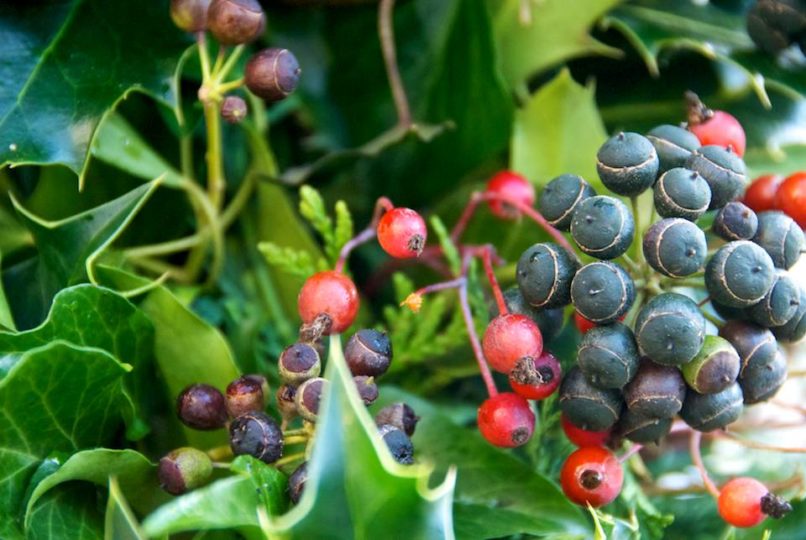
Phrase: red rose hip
[
  {"left": 744, "top": 174, "right": 783, "bottom": 214},
  {"left": 560, "top": 446, "right": 623, "bottom": 507},
  {"left": 561, "top": 414, "right": 611, "bottom": 447},
  {"left": 377, "top": 207, "right": 427, "bottom": 258},
  {"left": 477, "top": 392, "right": 535, "bottom": 447},
  {"left": 718, "top": 477, "right": 768, "bottom": 528},
  {"left": 775, "top": 172, "right": 806, "bottom": 228},
  {"left": 485, "top": 170, "right": 535, "bottom": 219},
  {"left": 508, "top": 351, "right": 561, "bottom": 400},
  {"left": 689, "top": 110, "right": 746, "bottom": 157},
  {"left": 482, "top": 313, "right": 543, "bottom": 374},
  {"left": 297, "top": 271, "right": 359, "bottom": 334}
]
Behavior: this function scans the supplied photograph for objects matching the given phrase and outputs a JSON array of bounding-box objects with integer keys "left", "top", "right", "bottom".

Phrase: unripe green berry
[
  {"left": 681, "top": 335, "right": 740, "bottom": 394},
  {"left": 570, "top": 196, "right": 634, "bottom": 260},
  {"left": 279, "top": 342, "right": 321, "bottom": 385},
  {"left": 516, "top": 243, "right": 579, "bottom": 309},
  {"left": 207, "top": 0, "right": 265, "bottom": 45},
  {"left": 713, "top": 202, "right": 758, "bottom": 241},
  {"left": 642, "top": 218, "right": 707, "bottom": 278},
  {"left": 226, "top": 375, "right": 266, "bottom": 417},
  {"left": 623, "top": 359, "right": 686, "bottom": 418},
  {"left": 170, "top": 0, "right": 211, "bottom": 32},
  {"left": 719, "top": 320, "right": 778, "bottom": 376},
  {"left": 559, "top": 367, "right": 624, "bottom": 431},
  {"left": 295, "top": 377, "right": 327, "bottom": 422},
  {"left": 570, "top": 261, "right": 635, "bottom": 324},
  {"left": 577, "top": 322, "right": 639, "bottom": 390},
  {"left": 653, "top": 167, "right": 711, "bottom": 221},
  {"left": 596, "top": 132, "right": 659, "bottom": 196},
  {"left": 158, "top": 447, "right": 213, "bottom": 495},
  {"left": 772, "top": 290, "right": 806, "bottom": 343},
  {"left": 538, "top": 174, "right": 596, "bottom": 230},
  {"left": 646, "top": 124, "right": 701, "bottom": 172},
  {"left": 686, "top": 145, "right": 747, "bottom": 209},
  {"left": 740, "top": 351, "right": 787, "bottom": 404},
  {"left": 753, "top": 211, "right": 804, "bottom": 269},
  {"left": 245, "top": 48, "right": 301, "bottom": 102},
  {"left": 705, "top": 241, "right": 776, "bottom": 308},
  {"left": 229, "top": 411, "right": 284, "bottom": 464},
  {"left": 344, "top": 329, "right": 392, "bottom": 377},
  {"left": 747, "top": 271, "right": 800, "bottom": 328},
  {"left": 615, "top": 410, "right": 673, "bottom": 444},
  {"left": 634, "top": 293, "right": 705, "bottom": 366},
  {"left": 680, "top": 382, "right": 744, "bottom": 432}
]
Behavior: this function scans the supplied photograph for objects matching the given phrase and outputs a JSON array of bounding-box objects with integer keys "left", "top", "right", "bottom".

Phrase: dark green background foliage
[{"left": 0, "top": 0, "right": 804, "bottom": 538}]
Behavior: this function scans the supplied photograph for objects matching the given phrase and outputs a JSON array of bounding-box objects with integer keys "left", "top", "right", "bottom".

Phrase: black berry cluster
[
  {"left": 514, "top": 126, "right": 804, "bottom": 446},
  {"left": 747, "top": 0, "right": 806, "bottom": 55}
]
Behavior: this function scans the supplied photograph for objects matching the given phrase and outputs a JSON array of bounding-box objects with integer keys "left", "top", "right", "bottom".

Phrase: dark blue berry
[
  {"left": 229, "top": 411, "right": 284, "bottom": 464},
  {"left": 740, "top": 351, "right": 787, "bottom": 404},
  {"left": 623, "top": 358, "right": 686, "bottom": 418},
  {"left": 503, "top": 287, "right": 565, "bottom": 342},
  {"left": 344, "top": 329, "right": 392, "bottom": 377},
  {"left": 634, "top": 293, "right": 705, "bottom": 366},
  {"left": 753, "top": 211, "right": 804, "bottom": 270},
  {"left": 714, "top": 202, "right": 758, "bottom": 241},
  {"left": 680, "top": 382, "right": 744, "bottom": 432},
  {"left": 516, "top": 243, "right": 578, "bottom": 309},
  {"left": 570, "top": 196, "right": 635, "bottom": 259},
  {"left": 577, "top": 322, "right": 639, "bottom": 390},
  {"left": 747, "top": 271, "right": 800, "bottom": 327},
  {"left": 596, "top": 132, "right": 659, "bottom": 196},
  {"left": 615, "top": 410, "right": 673, "bottom": 444},
  {"left": 705, "top": 241, "right": 776, "bottom": 308},
  {"left": 646, "top": 124, "right": 701, "bottom": 172},
  {"left": 719, "top": 320, "right": 778, "bottom": 376},
  {"left": 570, "top": 261, "right": 635, "bottom": 324},
  {"left": 686, "top": 145, "right": 747, "bottom": 209},
  {"left": 559, "top": 367, "right": 624, "bottom": 431},
  {"left": 378, "top": 424, "right": 414, "bottom": 465},
  {"left": 653, "top": 167, "right": 711, "bottom": 221},
  {"left": 772, "top": 289, "right": 806, "bottom": 343},
  {"left": 642, "top": 218, "right": 707, "bottom": 278},
  {"left": 538, "top": 174, "right": 596, "bottom": 230}
]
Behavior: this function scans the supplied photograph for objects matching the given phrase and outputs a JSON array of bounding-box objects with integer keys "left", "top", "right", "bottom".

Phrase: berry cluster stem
[
  {"left": 459, "top": 278, "right": 498, "bottom": 398},
  {"left": 689, "top": 430, "right": 720, "bottom": 499}
]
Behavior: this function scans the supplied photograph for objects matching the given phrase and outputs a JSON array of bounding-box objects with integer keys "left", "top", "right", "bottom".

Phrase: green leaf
[
  {"left": 511, "top": 69, "right": 609, "bottom": 188},
  {"left": 264, "top": 336, "right": 455, "bottom": 539},
  {"left": 90, "top": 113, "right": 184, "bottom": 185},
  {"left": 429, "top": 215, "right": 461, "bottom": 276},
  {"left": 26, "top": 483, "right": 104, "bottom": 540},
  {"left": 95, "top": 265, "right": 240, "bottom": 449},
  {"left": 333, "top": 201, "right": 354, "bottom": 258},
  {"left": 490, "top": 0, "right": 622, "bottom": 93},
  {"left": 105, "top": 476, "right": 146, "bottom": 540},
  {"left": 3, "top": 181, "right": 158, "bottom": 329},
  {"left": 25, "top": 449, "right": 157, "bottom": 522},
  {"left": 735, "top": 498, "right": 806, "bottom": 540},
  {"left": 0, "top": 0, "right": 190, "bottom": 181},
  {"left": 379, "top": 387, "right": 592, "bottom": 540},
  {"left": 257, "top": 244, "right": 316, "bottom": 280},
  {"left": 0, "top": 341, "right": 130, "bottom": 527},
  {"left": 0, "top": 254, "right": 16, "bottom": 332},
  {"left": 142, "top": 457, "right": 287, "bottom": 539}
]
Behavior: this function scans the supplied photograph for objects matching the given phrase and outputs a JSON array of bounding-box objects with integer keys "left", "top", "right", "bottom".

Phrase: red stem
[
  {"left": 689, "top": 431, "right": 720, "bottom": 499},
  {"left": 334, "top": 197, "right": 395, "bottom": 273},
  {"left": 477, "top": 245, "right": 508, "bottom": 315},
  {"left": 458, "top": 278, "right": 498, "bottom": 397},
  {"left": 619, "top": 444, "right": 643, "bottom": 463}
]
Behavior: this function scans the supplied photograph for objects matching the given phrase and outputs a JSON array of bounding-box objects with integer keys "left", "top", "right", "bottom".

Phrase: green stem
[
  {"left": 216, "top": 45, "right": 245, "bottom": 83},
  {"left": 701, "top": 309, "right": 723, "bottom": 328},
  {"left": 274, "top": 452, "right": 305, "bottom": 468},
  {"left": 203, "top": 100, "right": 225, "bottom": 211},
  {"left": 217, "top": 78, "right": 244, "bottom": 94}
]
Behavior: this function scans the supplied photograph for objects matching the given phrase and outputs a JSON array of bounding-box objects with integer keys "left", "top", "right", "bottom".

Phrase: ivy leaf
[
  {"left": 141, "top": 456, "right": 286, "bottom": 539},
  {"left": 26, "top": 483, "right": 104, "bottom": 540},
  {"left": 263, "top": 335, "right": 455, "bottom": 538},
  {"left": 490, "top": 0, "right": 622, "bottom": 94},
  {"left": 2, "top": 181, "right": 158, "bottom": 330},
  {"left": 0, "top": 342, "right": 130, "bottom": 531},
  {"left": 378, "top": 387, "right": 592, "bottom": 540},
  {"left": 105, "top": 477, "right": 146, "bottom": 540},
  {"left": 511, "top": 69, "right": 609, "bottom": 189},
  {"left": 95, "top": 265, "right": 240, "bottom": 450},
  {"left": 0, "top": 0, "right": 190, "bottom": 184}
]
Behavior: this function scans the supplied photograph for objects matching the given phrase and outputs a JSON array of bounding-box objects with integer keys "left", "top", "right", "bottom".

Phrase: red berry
[
  {"left": 689, "top": 110, "right": 746, "bottom": 157},
  {"left": 509, "top": 351, "right": 561, "bottom": 400},
  {"left": 718, "top": 477, "right": 768, "bottom": 528},
  {"left": 560, "top": 447, "right": 623, "bottom": 507},
  {"left": 561, "top": 414, "right": 611, "bottom": 447},
  {"left": 482, "top": 313, "right": 543, "bottom": 374},
  {"left": 744, "top": 174, "right": 783, "bottom": 214},
  {"left": 377, "top": 208, "right": 427, "bottom": 259},
  {"left": 775, "top": 172, "right": 806, "bottom": 228},
  {"left": 485, "top": 170, "right": 535, "bottom": 219},
  {"left": 477, "top": 392, "right": 535, "bottom": 448},
  {"left": 574, "top": 311, "right": 624, "bottom": 335},
  {"left": 297, "top": 271, "right": 359, "bottom": 334}
]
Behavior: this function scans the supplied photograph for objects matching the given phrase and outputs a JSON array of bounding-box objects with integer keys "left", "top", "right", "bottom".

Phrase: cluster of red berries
[{"left": 744, "top": 171, "right": 806, "bottom": 228}]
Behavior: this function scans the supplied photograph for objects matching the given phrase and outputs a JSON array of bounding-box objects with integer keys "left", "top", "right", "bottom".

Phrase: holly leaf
[
  {"left": 490, "top": 0, "right": 622, "bottom": 94},
  {"left": 511, "top": 68, "right": 609, "bottom": 189},
  {"left": 2, "top": 181, "right": 158, "bottom": 330},
  {"left": 602, "top": 0, "right": 806, "bottom": 104},
  {"left": 0, "top": 342, "right": 130, "bottom": 531},
  {"left": 378, "top": 387, "right": 591, "bottom": 540},
  {"left": 0, "top": 0, "right": 190, "bottom": 184},
  {"left": 263, "top": 335, "right": 455, "bottom": 539}
]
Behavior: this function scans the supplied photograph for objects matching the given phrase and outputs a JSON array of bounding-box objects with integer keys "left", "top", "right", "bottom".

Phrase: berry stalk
[
  {"left": 335, "top": 196, "right": 394, "bottom": 273},
  {"left": 689, "top": 431, "right": 720, "bottom": 498}
]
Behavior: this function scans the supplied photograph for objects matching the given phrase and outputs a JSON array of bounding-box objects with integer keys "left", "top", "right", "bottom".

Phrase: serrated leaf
[
  {"left": 94, "top": 265, "right": 240, "bottom": 450},
  {"left": 490, "top": 0, "right": 622, "bottom": 94},
  {"left": 429, "top": 215, "right": 461, "bottom": 276},
  {"left": 0, "top": 341, "right": 130, "bottom": 531},
  {"left": 378, "top": 387, "right": 591, "bottom": 540},
  {"left": 105, "top": 476, "right": 146, "bottom": 540},
  {"left": 511, "top": 69, "right": 609, "bottom": 188},
  {"left": 2, "top": 181, "right": 158, "bottom": 330},
  {"left": 263, "top": 335, "right": 456, "bottom": 539},
  {"left": 0, "top": 0, "right": 190, "bottom": 182},
  {"left": 257, "top": 243, "right": 316, "bottom": 280},
  {"left": 333, "top": 201, "right": 354, "bottom": 257},
  {"left": 298, "top": 186, "right": 333, "bottom": 249}
]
